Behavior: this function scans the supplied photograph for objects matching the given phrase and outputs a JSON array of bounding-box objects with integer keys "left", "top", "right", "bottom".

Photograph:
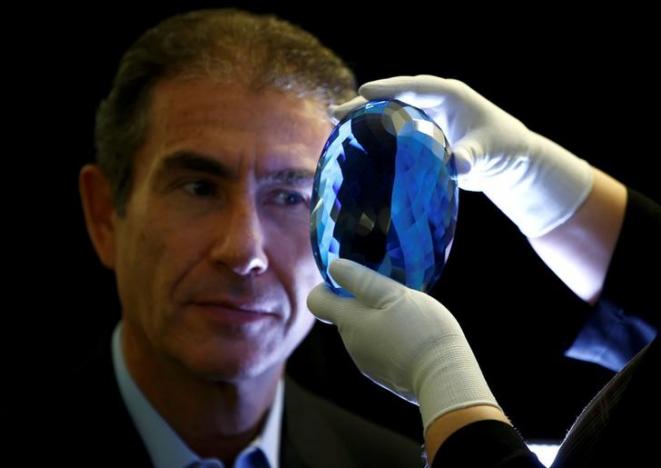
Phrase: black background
[{"left": 22, "top": 1, "right": 659, "bottom": 445}]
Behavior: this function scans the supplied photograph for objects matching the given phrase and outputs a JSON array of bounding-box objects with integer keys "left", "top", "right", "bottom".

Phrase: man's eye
[
  {"left": 182, "top": 180, "right": 217, "bottom": 197},
  {"left": 271, "top": 191, "right": 309, "bottom": 207}
]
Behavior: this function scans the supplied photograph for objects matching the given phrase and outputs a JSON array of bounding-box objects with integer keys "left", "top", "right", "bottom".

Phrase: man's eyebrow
[
  {"left": 158, "top": 151, "right": 315, "bottom": 185},
  {"left": 159, "top": 151, "right": 234, "bottom": 178},
  {"left": 259, "top": 168, "right": 315, "bottom": 185}
]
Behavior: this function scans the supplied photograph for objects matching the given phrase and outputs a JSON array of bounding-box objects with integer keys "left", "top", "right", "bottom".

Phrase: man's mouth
[{"left": 190, "top": 300, "right": 279, "bottom": 324}]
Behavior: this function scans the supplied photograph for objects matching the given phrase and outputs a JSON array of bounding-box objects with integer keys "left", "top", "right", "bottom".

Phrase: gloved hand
[
  {"left": 333, "top": 75, "right": 593, "bottom": 238},
  {"left": 307, "top": 258, "right": 501, "bottom": 431}
]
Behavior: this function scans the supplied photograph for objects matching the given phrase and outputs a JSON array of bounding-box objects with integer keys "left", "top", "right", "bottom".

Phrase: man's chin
[{"left": 185, "top": 351, "right": 284, "bottom": 383}]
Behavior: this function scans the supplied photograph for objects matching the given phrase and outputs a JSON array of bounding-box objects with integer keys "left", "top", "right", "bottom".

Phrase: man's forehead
[
  {"left": 143, "top": 80, "right": 329, "bottom": 167},
  {"left": 151, "top": 78, "right": 330, "bottom": 138}
]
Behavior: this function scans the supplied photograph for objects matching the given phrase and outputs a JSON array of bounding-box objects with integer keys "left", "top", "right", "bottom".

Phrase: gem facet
[{"left": 310, "top": 99, "right": 458, "bottom": 296}]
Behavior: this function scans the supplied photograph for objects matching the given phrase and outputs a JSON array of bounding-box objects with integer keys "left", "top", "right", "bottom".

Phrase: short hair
[{"left": 94, "top": 8, "right": 357, "bottom": 214}]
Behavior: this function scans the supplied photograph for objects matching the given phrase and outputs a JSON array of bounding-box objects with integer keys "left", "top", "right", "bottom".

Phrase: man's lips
[
  {"left": 192, "top": 300, "right": 276, "bottom": 313},
  {"left": 190, "top": 300, "right": 279, "bottom": 324}
]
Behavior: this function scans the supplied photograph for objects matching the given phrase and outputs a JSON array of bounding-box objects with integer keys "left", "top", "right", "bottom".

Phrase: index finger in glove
[
  {"left": 307, "top": 283, "right": 366, "bottom": 327},
  {"left": 329, "top": 258, "right": 405, "bottom": 309},
  {"left": 359, "top": 75, "right": 464, "bottom": 108},
  {"left": 331, "top": 96, "right": 368, "bottom": 120}
]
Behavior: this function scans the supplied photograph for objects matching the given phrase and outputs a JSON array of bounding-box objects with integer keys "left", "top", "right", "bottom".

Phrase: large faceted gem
[{"left": 310, "top": 99, "right": 458, "bottom": 296}]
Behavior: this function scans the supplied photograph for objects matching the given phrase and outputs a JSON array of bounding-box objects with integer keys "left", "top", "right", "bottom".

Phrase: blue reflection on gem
[{"left": 310, "top": 99, "right": 458, "bottom": 296}]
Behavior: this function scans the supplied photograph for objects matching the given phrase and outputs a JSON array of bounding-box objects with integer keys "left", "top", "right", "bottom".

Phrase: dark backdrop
[{"left": 25, "top": 2, "right": 659, "bottom": 445}]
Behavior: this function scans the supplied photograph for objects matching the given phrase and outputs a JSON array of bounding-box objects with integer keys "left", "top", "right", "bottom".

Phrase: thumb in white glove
[
  {"left": 332, "top": 76, "right": 593, "bottom": 238},
  {"left": 307, "top": 258, "right": 501, "bottom": 431}
]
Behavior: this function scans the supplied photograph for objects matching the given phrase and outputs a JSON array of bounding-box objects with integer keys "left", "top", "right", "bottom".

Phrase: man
[{"left": 66, "top": 9, "right": 421, "bottom": 467}]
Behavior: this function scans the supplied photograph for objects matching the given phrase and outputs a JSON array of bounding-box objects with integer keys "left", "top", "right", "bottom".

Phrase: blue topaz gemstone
[{"left": 310, "top": 99, "right": 458, "bottom": 296}]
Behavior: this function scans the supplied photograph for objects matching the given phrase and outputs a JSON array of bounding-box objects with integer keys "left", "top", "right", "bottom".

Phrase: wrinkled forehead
[
  {"left": 136, "top": 78, "right": 332, "bottom": 178},
  {"left": 153, "top": 77, "right": 328, "bottom": 128}
]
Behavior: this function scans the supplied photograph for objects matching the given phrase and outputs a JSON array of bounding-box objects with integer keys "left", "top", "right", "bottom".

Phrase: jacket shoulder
[{"left": 284, "top": 378, "right": 424, "bottom": 468}]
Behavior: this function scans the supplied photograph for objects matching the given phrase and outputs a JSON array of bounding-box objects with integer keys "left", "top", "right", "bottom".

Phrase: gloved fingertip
[
  {"left": 358, "top": 84, "right": 389, "bottom": 100},
  {"left": 329, "top": 258, "right": 406, "bottom": 308},
  {"left": 331, "top": 101, "right": 363, "bottom": 120},
  {"left": 306, "top": 281, "right": 328, "bottom": 306},
  {"left": 306, "top": 283, "right": 338, "bottom": 324},
  {"left": 328, "top": 257, "right": 363, "bottom": 284},
  {"left": 359, "top": 76, "right": 414, "bottom": 99},
  {"left": 451, "top": 148, "right": 474, "bottom": 175}
]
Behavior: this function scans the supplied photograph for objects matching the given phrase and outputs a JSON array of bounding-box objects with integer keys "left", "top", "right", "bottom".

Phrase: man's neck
[{"left": 121, "top": 323, "right": 282, "bottom": 462}]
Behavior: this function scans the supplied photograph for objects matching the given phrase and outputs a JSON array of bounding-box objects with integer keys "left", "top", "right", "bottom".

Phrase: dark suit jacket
[
  {"left": 431, "top": 189, "right": 661, "bottom": 467},
  {"left": 53, "top": 336, "right": 422, "bottom": 467}
]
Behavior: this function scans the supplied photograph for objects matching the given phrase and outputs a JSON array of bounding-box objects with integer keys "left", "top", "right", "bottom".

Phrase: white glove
[
  {"left": 307, "top": 258, "right": 501, "bottom": 431},
  {"left": 333, "top": 75, "right": 594, "bottom": 238}
]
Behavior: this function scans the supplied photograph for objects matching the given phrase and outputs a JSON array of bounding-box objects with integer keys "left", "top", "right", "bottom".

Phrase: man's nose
[{"left": 209, "top": 198, "right": 268, "bottom": 276}]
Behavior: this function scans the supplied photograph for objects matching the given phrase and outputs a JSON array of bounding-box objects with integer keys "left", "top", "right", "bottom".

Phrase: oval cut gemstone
[{"left": 310, "top": 99, "right": 458, "bottom": 296}]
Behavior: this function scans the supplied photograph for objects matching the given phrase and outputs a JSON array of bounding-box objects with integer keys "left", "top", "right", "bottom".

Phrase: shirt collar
[{"left": 112, "top": 322, "right": 283, "bottom": 468}]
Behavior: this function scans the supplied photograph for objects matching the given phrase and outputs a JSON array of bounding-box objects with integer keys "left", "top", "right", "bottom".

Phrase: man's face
[{"left": 112, "top": 79, "right": 331, "bottom": 381}]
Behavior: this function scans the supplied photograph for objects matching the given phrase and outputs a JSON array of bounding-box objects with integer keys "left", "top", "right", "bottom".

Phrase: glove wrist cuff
[{"left": 412, "top": 337, "right": 501, "bottom": 431}]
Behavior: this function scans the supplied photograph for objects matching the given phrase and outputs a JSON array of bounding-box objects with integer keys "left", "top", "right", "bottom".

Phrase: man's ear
[{"left": 79, "top": 164, "right": 119, "bottom": 270}]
